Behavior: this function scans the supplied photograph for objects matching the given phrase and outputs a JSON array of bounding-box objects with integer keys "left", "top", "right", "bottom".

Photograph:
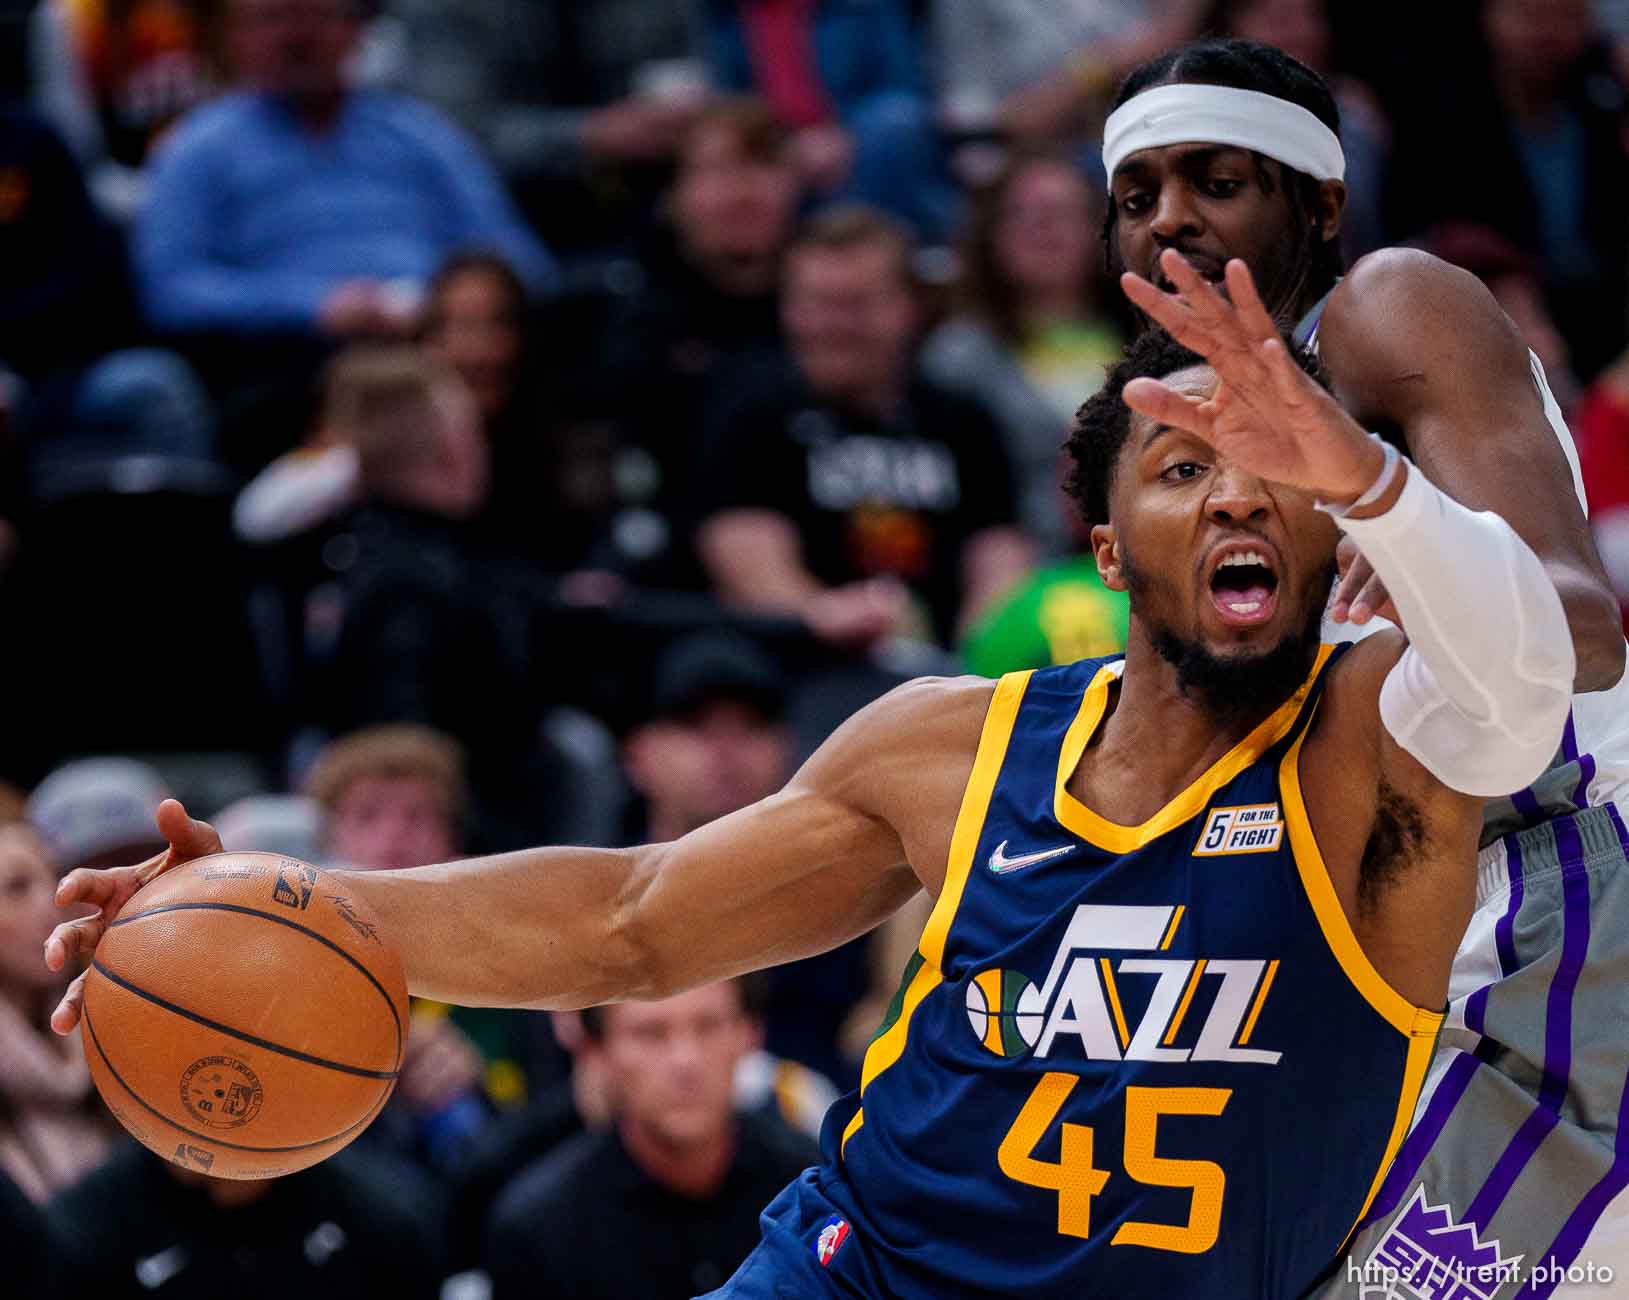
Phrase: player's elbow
[
  {"left": 597, "top": 845, "right": 685, "bottom": 1003},
  {"left": 1564, "top": 579, "right": 1627, "bottom": 693}
]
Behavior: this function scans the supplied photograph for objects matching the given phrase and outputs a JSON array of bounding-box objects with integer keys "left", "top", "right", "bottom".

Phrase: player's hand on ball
[
  {"left": 1120, "top": 251, "right": 1386, "bottom": 506},
  {"left": 44, "top": 798, "right": 222, "bottom": 1035}
]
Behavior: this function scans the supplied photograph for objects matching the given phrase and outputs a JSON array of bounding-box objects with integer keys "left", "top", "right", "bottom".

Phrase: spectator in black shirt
[
  {"left": 482, "top": 980, "right": 817, "bottom": 1300},
  {"left": 49, "top": 1142, "right": 446, "bottom": 1300},
  {"left": 698, "top": 205, "right": 1033, "bottom": 647}
]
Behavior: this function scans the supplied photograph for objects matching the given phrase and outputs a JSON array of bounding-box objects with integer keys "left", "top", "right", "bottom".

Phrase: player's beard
[{"left": 1124, "top": 550, "right": 1335, "bottom": 729}]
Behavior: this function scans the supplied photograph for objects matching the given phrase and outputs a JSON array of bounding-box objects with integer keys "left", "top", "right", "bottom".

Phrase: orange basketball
[{"left": 81, "top": 852, "right": 407, "bottom": 1180}]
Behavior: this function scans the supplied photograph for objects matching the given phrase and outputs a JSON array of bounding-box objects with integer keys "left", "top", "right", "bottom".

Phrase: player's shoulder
[
  {"left": 797, "top": 675, "right": 997, "bottom": 801},
  {"left": 843, "top": 674, "right": 998, "bottom": 754},
  {"left": 1322, "top": 248, "right": 1515, "bottom": 358}
]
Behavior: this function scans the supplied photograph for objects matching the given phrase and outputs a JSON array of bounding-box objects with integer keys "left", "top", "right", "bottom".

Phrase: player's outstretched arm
[{"left": 46, "top": 677, "right": 991, "bottom": 1027}]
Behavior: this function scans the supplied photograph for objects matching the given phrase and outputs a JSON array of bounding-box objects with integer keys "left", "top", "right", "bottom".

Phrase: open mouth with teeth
[{"left": 1209, "top": 549, "right": 1280, "bottom": 627}]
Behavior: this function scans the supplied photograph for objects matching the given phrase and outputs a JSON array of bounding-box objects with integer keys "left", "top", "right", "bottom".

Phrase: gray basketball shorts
[{"left": 1314, "top": 803, "right": 1629, "bottom": 1300}]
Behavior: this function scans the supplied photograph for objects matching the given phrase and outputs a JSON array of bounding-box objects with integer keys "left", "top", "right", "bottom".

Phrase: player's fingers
[
  {"left": 51, "top": 971, "right": 87, "bottom": 1036},
  {"left": 43, "top": 912, "right": 109, "bottom": 972},
  {"left": 55, "top": 863, "right": 140, "bottom": 912},
  {"left": 1122, "top": 377, "right": 1213, "bottom": 435},
  {"left": 154, "top": 799, "right": 224, "bottom": 869}
]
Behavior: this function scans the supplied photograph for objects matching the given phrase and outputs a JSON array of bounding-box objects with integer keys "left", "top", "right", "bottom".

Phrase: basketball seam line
[
  {"left": 109, "top": 900, "right": 403, "bottom": 1065},
  {"left": 92, "top": 959, "right": 400, "bottom": 1081},
  {"left": 82, "top": 1003, "right": 393, "bottom": 1155}
]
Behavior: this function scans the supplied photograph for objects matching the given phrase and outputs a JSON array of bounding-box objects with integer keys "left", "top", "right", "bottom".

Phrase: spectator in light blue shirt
[{"left": 134, "top": 0, "right": 556, "bottom": 346}]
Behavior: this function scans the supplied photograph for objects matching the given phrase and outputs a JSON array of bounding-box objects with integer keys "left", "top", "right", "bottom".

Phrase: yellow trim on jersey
[
  {"left": 1342, "top": 1023, "right": 1441, "bottom": 1251},
  {"left": 1278, "top": 708, "right": 1446, "bottom": 1041},
  {"left": 1165, "top": 959, "right": 1206, "bottom": 1046},
  {"left": 1100, "top": 958, "right": 1131, "bottom": 1049},
  {"left": 1238, "top": 959, "right": 1279, "bottom": 1045},
  {"left": 1159, "top": 904, "right": 1186, "bottom": 950},
  {"left": 841, "top": 669, "right": 1034, "bottom": 1157},
  {"left": 1054, "top": 646, "right": 1335, "bottom": 854}
]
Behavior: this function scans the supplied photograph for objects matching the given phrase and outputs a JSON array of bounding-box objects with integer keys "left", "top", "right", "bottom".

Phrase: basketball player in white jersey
[{"left": 1101, "top": 37, "right": 1629, "bottom": 1299}]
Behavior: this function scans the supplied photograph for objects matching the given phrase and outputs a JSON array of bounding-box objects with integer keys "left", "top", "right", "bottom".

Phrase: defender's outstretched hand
[
  {"left": 44, "top": 798, "right": 222, "bottom": 1034},
  {"left": 1121, "top": 251, "right": 1386, "bottom": 506}
]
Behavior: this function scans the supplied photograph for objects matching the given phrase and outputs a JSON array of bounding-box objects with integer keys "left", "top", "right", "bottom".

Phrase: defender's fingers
[
  {"left": 1349, "top": 574, "right": 1393, "bottom": 625},
  {"left": 1159, "top": 249, "right": 1233, "bottom": 324},
  {"left": 1224, "top": 259, "right": 1282, "bottom": 344},
  {"left": 51, "top": 971, "right": 87, "bottom": 1036},
  {"left": 1120, "top": 272, "right": 1208, "bottom": 345},
  {"left": 1330, "top": 550, "right": 1374, "bottom": 623},
  {"left": 44, "top": 913, "right": 109, "bottom": 972},
  {"left": 1123, "top": 377, "right": 1214, "bottom": 434}
]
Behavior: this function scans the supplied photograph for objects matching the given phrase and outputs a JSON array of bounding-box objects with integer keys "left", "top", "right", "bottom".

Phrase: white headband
[{"left": 1102, "top": 83, "right": 1345, "bottom": 184}]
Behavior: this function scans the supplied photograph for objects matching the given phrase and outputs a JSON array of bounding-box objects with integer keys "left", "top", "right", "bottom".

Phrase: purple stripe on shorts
[
  {"left": 1464, "top": 984, "right": 1490, "bottom": 1036},
  {"left": 1572, "top": 752, "right": 1597, "bottom": 813},
  {"left": 1493, "top": 833, "right": 1526, "bottom": 979},
  {"left": 1464, "top": 818, "right": 1592, "bottom": 1231},
  {"left": 1361, "top": 1051, "right": 1482, "bottom": 1229},
  {"left": 1610, "top": 803, "right": 1629, "bottom": 857},
  {"left": 1512, "top": 1065, "right": 1629, "bottom": 1300},
  {"left": 1560, "top": 710, "right": 1578, "bottom": 764},
  {"left": 1511, "top": 784, "right": 1546, "bottom": 824}
]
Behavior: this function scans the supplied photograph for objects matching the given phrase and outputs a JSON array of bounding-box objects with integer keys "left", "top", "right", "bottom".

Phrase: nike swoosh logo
[{"left": 988, "top": 840, "right": 1076, "bottom": 875}]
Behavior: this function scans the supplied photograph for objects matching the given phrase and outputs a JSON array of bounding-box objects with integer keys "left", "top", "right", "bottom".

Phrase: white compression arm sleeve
[{"left": 1334, "top": 460, "right": 1575, "bottom": 797}]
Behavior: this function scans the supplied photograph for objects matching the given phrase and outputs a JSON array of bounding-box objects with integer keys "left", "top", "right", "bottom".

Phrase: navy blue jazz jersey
[{"left": 749, "top": 647, "right": 1444, "bottom": 1299}]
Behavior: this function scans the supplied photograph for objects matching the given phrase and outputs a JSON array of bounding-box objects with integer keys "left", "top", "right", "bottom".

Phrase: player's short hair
[
  {"left": 304, "top": 724, "right": 468, "bottom": 821},
  {"left": 788, "top": 203, "right": 917, "bottom": 289},
  {"left": 1104, "top": 38, "right": 1345, "bottom": 310},
  {"left": 318, "top": 345, "right": 462, "bottom": 489},
  {"left": 1065, "top": 328, "right": 1325, "bottom": 526}
]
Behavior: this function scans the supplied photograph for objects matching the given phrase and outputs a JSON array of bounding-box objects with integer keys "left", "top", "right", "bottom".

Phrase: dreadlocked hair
[
  {"left": 1101, "top": 38, "right": 1345, "bottom": 322},
  {"left": 1065, "top": 326, "right": 1327, "bottom": 527}
]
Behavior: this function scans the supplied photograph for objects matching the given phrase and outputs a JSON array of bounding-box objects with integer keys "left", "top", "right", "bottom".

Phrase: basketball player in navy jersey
[
  {"left": 46, "top": 304, "right": 1574, "bottom": 1295},
  {"left": 1103, "top": 39, "right": 1629, "bottom": 1296}
]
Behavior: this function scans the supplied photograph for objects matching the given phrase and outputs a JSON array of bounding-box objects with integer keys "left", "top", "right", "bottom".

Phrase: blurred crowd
[{"left": 3, "top": 0, "right": 1629, "bottom": 1295}]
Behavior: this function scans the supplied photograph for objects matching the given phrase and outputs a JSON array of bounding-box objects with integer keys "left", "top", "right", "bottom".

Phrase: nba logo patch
[
  {"left": 813, "top": 1216, "right": 850, "bottom": 1267},
  {"left": 1194, "top": 803, "right": 1284, "bottom": 856}
]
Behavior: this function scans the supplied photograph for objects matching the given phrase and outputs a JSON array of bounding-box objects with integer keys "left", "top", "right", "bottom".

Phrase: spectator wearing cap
[
  {"left": 0, "top": 823, "right": 117, "bottom": 1203},
  {"left": 25, "top": 757, "right": 168, "bottom": 874},
  {"left": 481, "top": 978, "right": 817, "bottom": 1300},
  {"left": 623, "top": 634, "right": 795, "bottom": 844},
  {"left": 623, "top": 634, "right": 864, "bottom": 1090}
]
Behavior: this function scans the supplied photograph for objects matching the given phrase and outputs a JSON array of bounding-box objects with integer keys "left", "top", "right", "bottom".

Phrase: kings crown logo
[{"left": 1360, "top": 1188, "right": 1524, "bottom": 1300}]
